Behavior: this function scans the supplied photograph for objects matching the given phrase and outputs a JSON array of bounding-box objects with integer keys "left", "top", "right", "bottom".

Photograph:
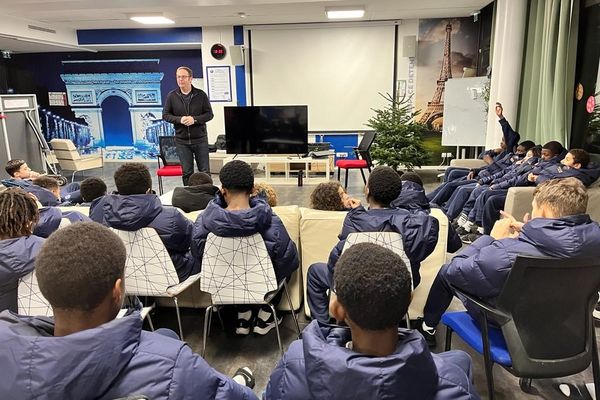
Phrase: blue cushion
[{"left": 442, "top": 311, "right": 512, "bottom": 366}]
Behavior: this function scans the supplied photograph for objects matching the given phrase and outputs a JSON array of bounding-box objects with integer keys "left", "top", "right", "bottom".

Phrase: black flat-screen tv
[{"left": 224, "top": 105, "right": 308, "bottom": 154}]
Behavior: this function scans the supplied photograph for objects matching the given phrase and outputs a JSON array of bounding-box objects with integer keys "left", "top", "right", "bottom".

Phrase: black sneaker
[
  {"left": 455, "top": 226, "right": 470, "bottom": 236},
  {"left": 236, "top": 311, "right": 253, "bottom": 335},
  {"left": 254, "top": 313, "right": 283, "bottom": 335},
  {"left": 461, "top": 233, "right": 482, "bottom": 244},
  {"left": 416, "top": 318, "right": 437, "bottom": 348}
]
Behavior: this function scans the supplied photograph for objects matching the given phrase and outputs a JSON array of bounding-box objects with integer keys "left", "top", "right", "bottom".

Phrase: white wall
[
  {"left": 0, "top": 15, "right": 79, "bottom": 48},
  {"left": 200, "top": 26, "right": 239, "bottom": 142}
]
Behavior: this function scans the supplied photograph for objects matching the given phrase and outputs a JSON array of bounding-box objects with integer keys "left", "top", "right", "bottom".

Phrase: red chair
[
  {"left": 336, "top": 131, "right": 376, "bottom": 189},
  {"left": 156, "top": 136, "right": 183, "bottom": 195}
]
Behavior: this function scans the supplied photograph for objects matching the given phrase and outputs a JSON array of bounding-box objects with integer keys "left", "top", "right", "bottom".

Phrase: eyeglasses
[{"left": 176, "top": 75, "right": 191, "bottom": 79}]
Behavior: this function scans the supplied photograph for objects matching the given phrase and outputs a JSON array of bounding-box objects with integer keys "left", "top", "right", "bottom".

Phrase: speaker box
[
  {"left": 229, "top": 45, "right": 244, "bottom": 65},
  {"left": 402, "top": 35, "right": 417, "bottom": 58}
]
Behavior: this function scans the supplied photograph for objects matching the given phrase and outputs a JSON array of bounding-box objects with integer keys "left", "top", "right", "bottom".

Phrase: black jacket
[
  {"left": 172, "top": 184, "right": 219, "bottom": 213},
  {"left": 162, "top": 86, "right": 214, "bottom": 144}
]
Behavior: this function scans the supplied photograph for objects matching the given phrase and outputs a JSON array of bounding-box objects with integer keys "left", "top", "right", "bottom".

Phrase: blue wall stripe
[
  {"left": 233, "top": 25, "right": 246, "bottom": 106},
  {"left": 77, "top": 28, "right": 202, "bottom": 45}
]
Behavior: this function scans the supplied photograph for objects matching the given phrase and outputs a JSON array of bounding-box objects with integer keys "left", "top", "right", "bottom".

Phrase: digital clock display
[{"left": 210, "top": 43, "right": 227, "bottom": 60}]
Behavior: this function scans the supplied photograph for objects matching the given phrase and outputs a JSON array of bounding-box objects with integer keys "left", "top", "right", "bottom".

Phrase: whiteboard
[
  {"left": 442, "top": 77, "right": 489, "bottom": 146},
  {"left": 249, "top": 25, "right": 396, "bottom": 131}
]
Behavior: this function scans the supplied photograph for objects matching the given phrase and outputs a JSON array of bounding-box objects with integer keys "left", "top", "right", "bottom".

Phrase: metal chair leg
[
  {"left": 216, "top": 307, "right": 225, "bottom": 331},
  {"left": 268, "top": 303, "right": 284, "bottom": 356},
  {"left": 146, "top": 312, "right": 155, "bottom": 331},
  {"left": 173, "top": 296, "right": 184, "bottom": 340},
  {"left": 284, "top": 281, "right": 301, "bottom": 337},
  {"left": 445, "top": 326, "right": 453, "bottom": 351},
  {"left": 480, "top": 315, "right": 495, "bottom": 400},
  {"left": 202, "top": 305, "right": 211, "bottom": 357},
  {"left": 158, "top": 176, "right": 163, "bottom": 195},
  {"left": 591, "top": 321, "right": 600, "bottom": 400},
  {"left": 404, "top": 313, "right": 411, "bottom": 329},
  {"left": 344, "top": 168, "right": 349, "bottom": 189},
  {"left": 337, "top": 167, "right": 341, "bottom": 181},
  {"left": 359, "top": 168, "right": 366, "bottom": 184},
  {"left": 71, "top": 170, "right": 76, "bottom": 183}
]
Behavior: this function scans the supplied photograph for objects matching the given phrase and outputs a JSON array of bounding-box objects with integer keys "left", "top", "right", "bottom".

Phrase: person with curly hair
[
  {"left": 309, "top": 182, "right": 360, "bottom": 211},
  {"left": 0, "top": 188, "right": 45, "bottom": 312},
  {"left": 252, "top": 182, "right": 278, "bottom": 208}
]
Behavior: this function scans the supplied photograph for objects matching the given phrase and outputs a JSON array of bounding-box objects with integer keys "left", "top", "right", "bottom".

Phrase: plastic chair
[
  {"left": 156, "top": 136, "right": 183, "bottom": 195},
  {"left": 49, "top": 139, "right": 103, "bottom": 182},
  {"left": 200, "top": 233, "right": 300, "bottom": 356},
  {"left": 442, "top": 256, "right": 600, "bottom": 400},
  {"left": 17, "top": 272, "right": 52, "bottom": 317},
  {"left": 111, "top": 227, "right": 200, "bottom": 339},
  {"left": 335, "top": 131, "right": 375, "bottom": 189}
]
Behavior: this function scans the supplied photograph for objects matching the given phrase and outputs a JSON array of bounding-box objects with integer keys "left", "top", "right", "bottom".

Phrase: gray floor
[{"left": 82, "top": 162, "right": 597, "bottom": 400}]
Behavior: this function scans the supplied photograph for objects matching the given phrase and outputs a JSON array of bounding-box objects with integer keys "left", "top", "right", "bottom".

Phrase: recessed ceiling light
[
  {"left": 130, "top": 15, "right": 175, "bottom": 25},
  {"left": 326, "top": 6, "right": 365, "bottom": 19},
  {"left": 238, "top": 12, "right": 247, "bottom": 19}
]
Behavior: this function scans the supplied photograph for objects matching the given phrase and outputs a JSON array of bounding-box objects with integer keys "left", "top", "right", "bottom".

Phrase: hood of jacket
[
  {"left": 199, "top": 196, "right": 272, "bottom": 236},
  {"left": 301, "top": 321, "right": 439, "bottom": 399},
  {"left": 0, "top": 311, "right": 142, "bottom": 398},
  {"left": 519, "top": 214, "right": 600, "bottom": 258},
  {"left": 391, "top": 181, "right": 431, "bottom": 211},
  {"left": 95, "top": 194, "right": 162, "bottom": 230},
  {"left": 34, "top": 207, "right": 63, "bottom": 238}
]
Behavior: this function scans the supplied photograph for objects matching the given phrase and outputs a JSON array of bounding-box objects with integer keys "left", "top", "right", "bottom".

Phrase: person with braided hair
[{"left": 0, "top": 188, "right": 45, "bottom": 312}]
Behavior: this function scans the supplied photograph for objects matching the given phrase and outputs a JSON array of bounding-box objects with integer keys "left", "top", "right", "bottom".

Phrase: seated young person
[
  {"left": 0, "top": 222, "right": 257, "bottom": 399},
  {"left": 252, "top": 182, "right": 278, "bottom": 207},
  {"left": 2, "top": 159, "right": 82, "bottom": 204},
  {"left": 391, "top": 172, "right": 462, "bottom": 253},
  {"left": 172, "top": 172, "right": 219, "bottom": 212},
  {"left": 531, "top": 148, "right": 600, "bottom": 186},
  {"left": 34, "top": 205, "right": 90, "bottom": 239},
  {"left": 310, "top": 181, "right": 360, "bottom": 211},
  {"left": 89, "top": 163, "right": 197, "bottom": 282},
  {"left": 79, "top": 176, "right": 107, "bottom": 204},
  {"left": 192, "top": 160, "right": 299, "bottom": 335},
  {"left": 265, "top": 243, "right": 479, "bottom": 400},
  {"left": 307, "top": 166, "right": 439, "bottom": 323},
  {"left": 420, "top": 178, "right": 600, "bottom": 346},
  {"left": 0, "top": 188, "right": 45, "bottom": 312}
]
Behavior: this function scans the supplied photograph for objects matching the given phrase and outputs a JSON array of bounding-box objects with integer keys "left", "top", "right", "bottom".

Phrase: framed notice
[
  {"left": 206, "top": 66, "right": 232, "bottom": 102},
  {"left": 48, "top": 92, "right": 67, "bottom": 106}
]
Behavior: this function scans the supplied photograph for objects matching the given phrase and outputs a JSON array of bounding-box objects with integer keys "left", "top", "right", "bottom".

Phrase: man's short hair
[
  {"left": 219, "top": 160, "right": 254, "bottom": 194},
  {"left": 367, "top": 166, "right": 402, "bottom": 207},
  {"left": 188, "top": 172, "right": 213, "bottom": 186},
  {"left": 32, "top": 176, "right": 59, "bottom": 191},
  {"left": 334, "top": 243, "right": 412, "bottom": 330},
  {"left": 542, "top": 141, "right": 564, "bottom": 157},
  {"left": 177, "top": 66, "right": 193, "bottom": 77},
  {"left": 400, "top": 172, "right": 423, "bottom": 187},
  {"left": 568, "top": 149, "right": 590, "bottom": 168},
  {"left": 519, "top": 140, "right": 536, "bottom": 152},
  {"left": 80, "top": 177, "right": 107, "bottom": 202},
  {"left": 114, "top": 163, "right": 152, "bottom": 195},
  {"left": 0, "top": 188, "right": 39, "bottom": 238},
  {"left": 534, "top": 177, "right": 588, "bottom": 217},
  {"left": 5, "top": 159, "right": 25, "bottom": 177},
  {"left": 36, "top": 222, "right": 127, "bottom": 311}
]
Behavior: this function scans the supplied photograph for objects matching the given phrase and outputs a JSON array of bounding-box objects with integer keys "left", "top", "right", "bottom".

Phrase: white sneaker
[{"left": 236, "top": 310, "right": 253, "bottom": 335}]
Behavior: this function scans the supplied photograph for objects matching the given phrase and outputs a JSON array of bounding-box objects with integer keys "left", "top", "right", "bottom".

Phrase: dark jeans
[
  {"left": 423, "top": 264, "right": 455, "bottom": 327},
  {"left": 306, "top": 262, "right": 333, "bottom": 323},
  {"left": 482, "top": 193, "right": 508, "bottom": 234},
  {"left": 175, "top": 138, "right": 210, "bottom": 185}
]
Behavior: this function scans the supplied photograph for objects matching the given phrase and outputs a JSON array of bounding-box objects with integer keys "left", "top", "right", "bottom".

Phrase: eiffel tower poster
[{"left": 416, "top": 18, "right": 479, "bottom": 132}]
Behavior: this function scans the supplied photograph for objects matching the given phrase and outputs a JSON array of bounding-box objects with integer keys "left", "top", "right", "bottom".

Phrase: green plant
[{"left": 367, "top": 93, "right": 429, "bottom": 170}]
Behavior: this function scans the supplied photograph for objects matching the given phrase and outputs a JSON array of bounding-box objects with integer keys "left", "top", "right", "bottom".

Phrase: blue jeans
[{"left": 175, "top": 137, "right": 210, "bottom": 185}]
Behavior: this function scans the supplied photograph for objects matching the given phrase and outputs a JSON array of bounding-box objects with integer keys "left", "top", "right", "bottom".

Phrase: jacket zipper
[{"left": 178, "top": 90, "right": 196, "bottom": 144}]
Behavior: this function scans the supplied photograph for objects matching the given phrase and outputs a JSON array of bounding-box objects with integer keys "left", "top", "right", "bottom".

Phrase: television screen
[{"left": 224, "top": 106, "right": 308, "bottom": 154}]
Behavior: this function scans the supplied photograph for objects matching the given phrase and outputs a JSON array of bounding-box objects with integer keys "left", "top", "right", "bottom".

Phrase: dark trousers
[
  {"left": 61, "top": 182, "right": 82, "bottom": 204},
  {"left": 423, "top": 263, "right": 455, "bottom": 327},
  {"left": 443, "top": 183, "right": 477, "bottom": 219},
  {"left": 176, "top": 138, "right": 210, "bottom": 185},
  {"left": 482, "top": 193, "right": 508, "bottom": 234},
  {"left": 429, "top": 178, "right": 475, "bottom": 206},
  {"left": 306, "top": 262, "right": 333, "bottom": 323}
]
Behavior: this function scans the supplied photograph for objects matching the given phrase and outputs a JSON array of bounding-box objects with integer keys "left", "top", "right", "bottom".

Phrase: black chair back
[
  {"left": 158, "top": 136, "right": 180, "bottom": 166},
  {"left": 356, "top": 131, "right": 376, "bottom": 167},
  {"left": 495, "top": 256, "right": 600, "bottom": 377}
]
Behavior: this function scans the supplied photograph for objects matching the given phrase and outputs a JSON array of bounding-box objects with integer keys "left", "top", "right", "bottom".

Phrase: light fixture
[
  {"left": 129, "top": 13, "right": 175, "bottom": 25},
  {"left": 326, "top": 6, "right": 365, "bottom": 19},
  {"left": 238, "top": 12, "right": 247, "bottom": 19}
]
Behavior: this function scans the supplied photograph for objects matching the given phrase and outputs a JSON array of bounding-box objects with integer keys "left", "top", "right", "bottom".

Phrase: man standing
[{"left": 163, "top": 66, "right": 214, "bottom": 185}]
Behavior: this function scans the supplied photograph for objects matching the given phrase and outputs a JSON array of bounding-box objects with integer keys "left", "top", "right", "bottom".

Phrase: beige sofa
[{"left": 59, "top": 205, "right": 450, "bottom": 317}]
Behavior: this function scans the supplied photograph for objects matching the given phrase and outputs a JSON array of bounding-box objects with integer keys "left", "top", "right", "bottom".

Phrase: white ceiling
[{"left": 0, "top": 0, "right": 492, "bottom": 53}]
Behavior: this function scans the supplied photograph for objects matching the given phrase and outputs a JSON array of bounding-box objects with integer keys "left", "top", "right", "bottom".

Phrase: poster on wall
[
  {"left": 206, "top": 66, "right": 232, "bottom": 102},
  {"left": 10, "top": 50, "right": 202, "bottom": 161}
]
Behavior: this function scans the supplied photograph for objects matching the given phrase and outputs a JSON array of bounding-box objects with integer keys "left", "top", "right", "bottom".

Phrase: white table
[{"left": 223, "top": 155, "right": 331, "bottom": 185}]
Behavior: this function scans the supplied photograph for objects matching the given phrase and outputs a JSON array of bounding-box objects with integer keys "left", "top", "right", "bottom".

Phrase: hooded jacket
[
  {"left": 536, "top": 163, "right": 600, "bottom": 186},
  {"left": 34, "top": 207, "right": 90, "bottom": 238},
  {"left": 89, "top": 194, "right": 197, "bottom": 281},
  {"left": 162, "top": 86, "right": 214, "bottom": 144},
  {"left": 264, "top": 320, "right": 479, "bottom": 400},
  {"left": 192, "top": 196, "right": 299, "bottom": 283},
  {"left": 172, "top": 183, "right": 219, "bottom": 212},
  {"left": 0, "top": 236, "right": 45, "bottom": 312},
  {"left": 327, "top": 206, "right": 439, "bottom": 286},
  {"left": 391, "top": 181, "right": 462, "bottom": 253},
  {"left": 443, "top": 214, "right": 600, "bottom": 318},
  {"left": 0, "top": 311, "right": 256, "bottom": 400}
]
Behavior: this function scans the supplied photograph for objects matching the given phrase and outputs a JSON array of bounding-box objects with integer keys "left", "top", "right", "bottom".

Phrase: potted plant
[{"left": 367, "top": 93, "right": 429, "bottom": 171}]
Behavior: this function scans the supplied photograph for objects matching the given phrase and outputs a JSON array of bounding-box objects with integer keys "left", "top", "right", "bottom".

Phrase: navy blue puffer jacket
[{"left": 34, "top": 207, "right": 90, "bottom": 238}]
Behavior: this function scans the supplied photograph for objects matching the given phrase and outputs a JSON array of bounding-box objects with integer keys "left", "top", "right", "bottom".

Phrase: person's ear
[
  {"left": 573, "top": 163, "right": 581, "bottom": 170},
  {"left": 145, "top": 188, "right": 152, "bottom": 194},
  {"left": 112, "top": 278, "right": 125, "bottom": 310},
  {"left": 329, "top": 295, "right": 347, "bottom": 323},
  {"left": 364, "top": 185, "right": 370, "bottom": 199}
]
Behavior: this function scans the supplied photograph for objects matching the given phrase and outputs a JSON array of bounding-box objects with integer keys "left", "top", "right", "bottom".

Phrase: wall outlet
[{"left": 336, "top": 152, "right": 348, "bottom": 158}]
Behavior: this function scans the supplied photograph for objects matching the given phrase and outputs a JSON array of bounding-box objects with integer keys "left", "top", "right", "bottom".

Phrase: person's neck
[
  {"left": 368, "top": 202, "right": 386, "bottom": 210},
  {"left": 226, "top": 195, "right": 251, "bottom": 211},
  {"left": 53, "top": 308, "right": 115, "bottom": 337},
  {"left": 350, "top": 325, "right": 399, "bottom": 357},
  {"left": 180, "top": 86, "right": 192, "bottom": 95}
]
